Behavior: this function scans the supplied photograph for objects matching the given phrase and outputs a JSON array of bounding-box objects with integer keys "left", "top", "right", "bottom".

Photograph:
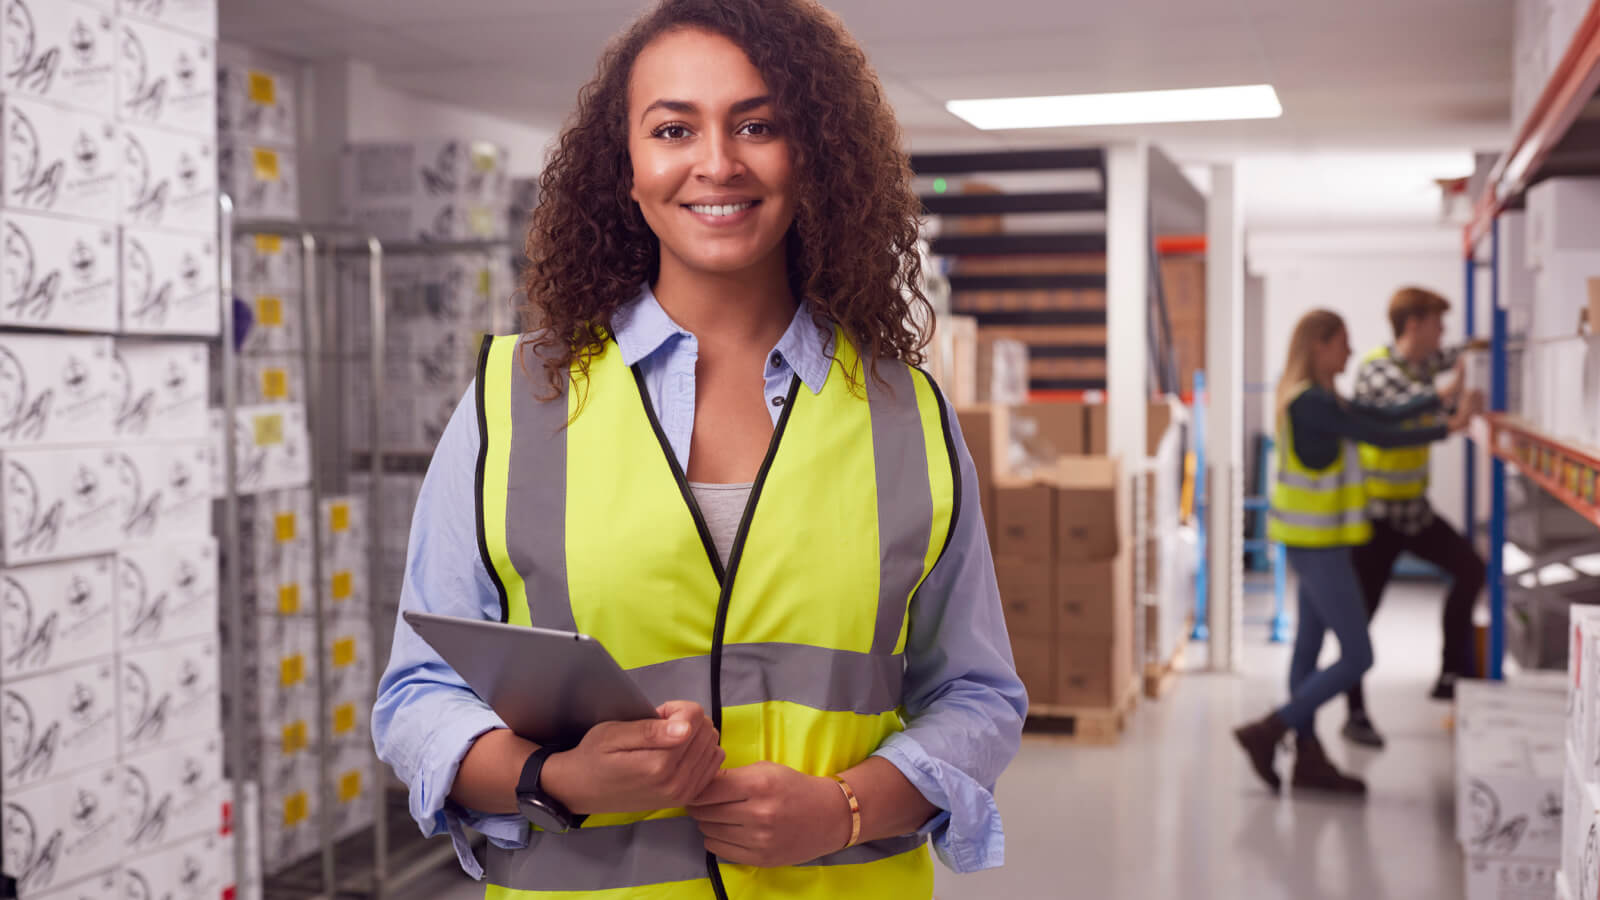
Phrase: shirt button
[
  {"left": 771, "top": 396, "right": 785, "bottom": 408},
  {"left": 770, "top": 352, "right": 783, "bottom": 369}
]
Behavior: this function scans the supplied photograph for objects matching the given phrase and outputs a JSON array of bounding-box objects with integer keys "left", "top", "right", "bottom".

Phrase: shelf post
[
  {"left": 1464, "top": 250, "right": 1477, "bottom": 547},
  {"left": 1488, "top": 226, "right": 1507, "bottom": 682}
]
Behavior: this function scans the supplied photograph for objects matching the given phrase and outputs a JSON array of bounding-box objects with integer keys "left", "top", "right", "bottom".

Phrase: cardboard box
[
  {"left": 0, "top": 657, "right": 117, "bottom": 789},
  {"left": 1052, "top": 456, "right": 1121, "bottom": 562},
  {"left": 325, "top": 624, "right": 374, "bottom": 705},
  {"left": 342, "top": 198, "right": 507, "bottom": 243},
  {"left": 235, "top": 354, "right": 305, "bottom": 405},
  {"left": 121, "top": 0, "right": 218, "bottom": 38},
  {"left": 328, "top": 726, "right": 376, "bottom": 841},
  {"left": 1085, "top": 402, "right": 1175, "bottom": 457},
  {"left": 994, "top": 480, "right": 1053, "bottom": 562},
  {"left": 233, "top": 232, "right": 303, "bottom": 295},
  {"left": 0, "top": 447, "right": 128, "bottom": 564},
  {"left": 209, "top": 404, "right": 312, "bottom": 496},
  {"left": 219, "top": 137, "right": 300, "bottom": 220},
  {"left": 995, "top": 556, "right": 1053, "bottom": 637},
  {"left": 112, "top": 341, "right": 210, "bottom": 440},
  {"left": 260, "top": 771, "right": 319, "bottom": 876},
  {"left": 222, "top": 615, "right": 317, "bottom": 747},
  {"left": 1056, "top": 631, "right": 1132, "bottom": 709},
  {"left": 115, "top": 538, "right": 218, "bottom": 650},
  {"left": 0, "top": 334, "right": 116, "bottom": 447},
  {"left": 1000, "top": 403, "right": 1085, "bottom": 472},
  {"left": 0, "top": 555, "right": 115, "bottom": 681},
  {"left": 1056, "top": 555, "right": 1128, "bottom": 637},
  {"left": 2, "top": 96, "right": 119, "bottom": 222},
  {"left": 120, "top": 228, "right": 221, "bottom": 336},
  {"left": 955, "top": 406, "right": 999, "bottom": 547},
  {"left": 29, "top": 869, "right": 120, "bottom": 900},
  {"left": 1009, "top": 635, "right": 1056, "bottom": 707},
  {"left": 1458, "top": 729, "right": 1564, "bottom": 859},
  {"left": 120, "top": 635, "right": 220, "bottom": 753},
  {"left": 1568, "top": 607, "right": 1600, "bottom": 782},
  {"left": 122, "top": 733, "right": 224, "bottom": 851},
  {"left": 219, "top": 62, "right": 295, "bottom": 146},
  {"left": 1575, "top": 778, "right": 1600, "bottom": 900},
  {"left": 1526, "top": 177, "right": 1600, "bottom": 270},
  {"left": 0, "top": 212, "right": 120, "bottom": 332},
  {"left": 122, "top": 834, "right": 233, "bottom": 900},
  {"left": 341, "top": 139, "right": 511, "bottom": 205},
  {"left": 122, "top": 122, "right": 217, "bottom": 234},
  {"left": 1, "top": 766, "right": 121, "bottom": 894},
  {"left": 110, "top": 440, "right": 213, "bottom": 542},
  {"left": 1532, "top": 251, "right": 1600, "bottom": 339},
  {"left": 239, "top": 291, "right": 305, "bottom": 354},
  {"left": 1463, "top": 854, "right": 1558, "bottom": 900},
  {"left": 116, "top": 18, "right": 215, "bottom": 137}
]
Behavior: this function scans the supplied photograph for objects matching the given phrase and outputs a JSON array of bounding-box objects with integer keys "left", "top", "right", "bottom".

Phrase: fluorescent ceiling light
[
  {"left": 947, "top": 84, "right": 1282, "bottom": 131},
  {"left": 1538, "top": 563, "right": 1578, "bottom": 586},
  {"left": 1504, "top": 542, "right": 1533, "bottom": 575}
]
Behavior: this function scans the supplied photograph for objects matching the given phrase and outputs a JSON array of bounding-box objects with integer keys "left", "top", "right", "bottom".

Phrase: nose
[{"left": 695, "top": 130, "right": 744, "bottom": 184}]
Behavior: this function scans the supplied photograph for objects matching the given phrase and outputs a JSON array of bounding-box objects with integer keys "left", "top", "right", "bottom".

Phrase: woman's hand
[
  {"left": 541, "top": 700, "right": 724, "bottom": 815},
  {"left": 685, "top": 762, "right": 852, "bottom": 867}
]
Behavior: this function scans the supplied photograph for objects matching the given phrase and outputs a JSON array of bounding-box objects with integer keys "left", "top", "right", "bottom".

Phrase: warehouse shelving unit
[{"left": 1462, "top": 0, "right": 1600, "bottom": 680}]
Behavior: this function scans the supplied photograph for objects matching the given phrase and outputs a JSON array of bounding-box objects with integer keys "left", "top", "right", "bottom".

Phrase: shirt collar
[{"left": 610, "top": 283, "right": 833, "bottom": 394}]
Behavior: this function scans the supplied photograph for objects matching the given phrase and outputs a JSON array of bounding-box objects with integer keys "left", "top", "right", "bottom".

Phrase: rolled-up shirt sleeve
[
  {"left": 871, "top": 394, "right": 1028, "bottom": 874},
  {"left": 372, "top": 382, "right": 530, "bottom": 880}
]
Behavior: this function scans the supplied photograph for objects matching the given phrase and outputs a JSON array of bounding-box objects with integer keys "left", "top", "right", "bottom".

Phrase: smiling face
[{"left": 627, "top": 27, "right": 796, "bottom": 283}]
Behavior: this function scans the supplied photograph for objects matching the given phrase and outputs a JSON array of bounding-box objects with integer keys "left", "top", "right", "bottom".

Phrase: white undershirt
[{"left": 688, "top": 482, "right": 754, "bottom": 568}]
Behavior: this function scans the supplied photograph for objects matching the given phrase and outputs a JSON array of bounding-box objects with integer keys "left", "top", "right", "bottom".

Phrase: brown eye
[{"left": 652, "top": 124, "right": 691, "bottom": 141}]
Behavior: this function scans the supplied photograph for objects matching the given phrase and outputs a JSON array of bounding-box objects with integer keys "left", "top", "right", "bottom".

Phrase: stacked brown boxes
[{"left": 1160, "top": 255, "right": 1207, "bottom": 391}]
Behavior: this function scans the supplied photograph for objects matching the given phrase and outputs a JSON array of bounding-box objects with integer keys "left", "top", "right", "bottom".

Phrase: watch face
[{"left": 518, "top": 793, "right": 570, "bottom": 834}]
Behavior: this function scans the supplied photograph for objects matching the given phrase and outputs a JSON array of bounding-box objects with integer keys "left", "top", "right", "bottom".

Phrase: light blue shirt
[{"left": 372, "top": 285, "right": 1027, "bottom": 880}]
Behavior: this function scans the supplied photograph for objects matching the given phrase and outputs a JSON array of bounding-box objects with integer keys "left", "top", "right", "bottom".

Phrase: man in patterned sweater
[{"left": 1342, "top": 287, "right": 1487, "bottom": 749}]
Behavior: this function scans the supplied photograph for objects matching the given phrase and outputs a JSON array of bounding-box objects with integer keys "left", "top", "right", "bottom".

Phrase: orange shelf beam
[
  {"left": 1464, "top": 1, "right": 1600, "bottom": 253},
  {"left": 1485, "top": 413, "right": 1600, "bottom": 530}
]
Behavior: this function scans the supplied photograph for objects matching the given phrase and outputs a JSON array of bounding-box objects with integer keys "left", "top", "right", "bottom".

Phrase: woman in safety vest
[
  {"left": 371, "top": 1, "right": 1027, "bottom": 897},
  {"left": 1232, "top": 309, "right": 1475, "bottom": 796}
]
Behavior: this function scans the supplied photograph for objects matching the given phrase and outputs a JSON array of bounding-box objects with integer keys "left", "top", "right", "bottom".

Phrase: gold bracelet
[{"left": 833, "top": 776, "right": 861, "bottom": 849}]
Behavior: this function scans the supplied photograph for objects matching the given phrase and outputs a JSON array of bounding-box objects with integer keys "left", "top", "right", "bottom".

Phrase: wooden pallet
[
  {"left": 1143, "top": 633, "right": 1188, "bottom": 700},
  {"left": 1024, "top": 684, "right": 1139, "bottom": 745}
]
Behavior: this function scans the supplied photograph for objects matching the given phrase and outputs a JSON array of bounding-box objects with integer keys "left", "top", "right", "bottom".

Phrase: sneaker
[
  {"left": 1431, "top": 673, "right": 1458, "bottom": 701},
  {"left": 1341, "top": 714, "right": 1386, "bottom": 749}
]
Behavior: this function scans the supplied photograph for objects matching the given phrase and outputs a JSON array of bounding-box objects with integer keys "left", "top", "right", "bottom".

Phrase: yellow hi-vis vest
[
  {"left": 1356, "top": 346, "right": 1434, "bottom": 501},
  {"left": 1268, "top": 385, "right": 1372, "bottom": 548},
  {"left": 473, "top": 330, "right": 957, "bottom": 899}
]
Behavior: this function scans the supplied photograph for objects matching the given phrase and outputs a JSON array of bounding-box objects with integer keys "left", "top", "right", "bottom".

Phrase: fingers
[
  {"left": 687, "top": 768, "right": 751, "bottom": 808},
  {"left": 694, "top": 821, "right": 749, "bottom": 844},
  {"left": 703, "top": 837, "right": 761, "bottom": 868},
  {"left": 629, "top": 705, "right": 707, "bottom": 750},
  {"left": 655, "top": 700, "right": 706, "bottom": 722}
]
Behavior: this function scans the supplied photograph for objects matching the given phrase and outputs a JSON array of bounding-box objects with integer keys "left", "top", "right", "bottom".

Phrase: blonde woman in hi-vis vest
[
  {"left": 371, "top": 1, "right": 1028, "bottom": 897},
  {"left": 1232, "top": 310, "right": 1476, "bottom": 797}
]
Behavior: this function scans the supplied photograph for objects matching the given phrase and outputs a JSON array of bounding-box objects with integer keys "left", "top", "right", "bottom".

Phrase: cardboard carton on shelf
[
  {"left": 1056, "top": 553, "right": 1130, "bottom": 637},
  {"left": 1010, "top": 635, "right": 1056, "bottom": 707},
  {"left": 0, "top": 556, "right": 116, "bottom": 681},
  {"left": 1457, "top": 728, "right": 1564, "bottom": 860},
  {"left": 0, "top": 657, "right": 118, "bottom": 790},
  {"left": 121, "top": 733, "right": 225, "bottom": 851},
  {"left": 1525, "top": 178, "right": 1600, "bottom": 270},
  {"left": 232, "top": 232, "right": 305, "bottom": 296},
  {"left": 114, "top": 538, "right": 218, "bottom": 651},
  {"left": 112, "top": 340, "right": 212, "bottom": 440},
  {"left": 1568, "top": 606, "right": 1600, "bottom": 783},
  {"left": 1463, "top": 854, "right": 1558, "bottom": 900},
  {"left": 0, "top": 213, "right": 120, "bottom": 332},
  {"left": 996, "top": 556, "right": 1053, "bottom": 638},
  {"left": 219, "top": 61, "right": 296, "bottom": 145},
  {"left": 116, "top": 17, "right": 216, "bottom": 137},
  {"left": 122, "top": 834, "right": 233, "bottom": 900},
  {"left": 0, "top": 0, "right": 116, "bottom": 116},
  {"left": 121, "top": 0, "right": 219, "bottom": 38},
  {"left": 1055, "top": 627, "right": 1133, "bottom": 709},
  {"left": 109, "top": 440, "right": 214, "bottom": 542},
  {"left": 999, "top": 403, "right": 1086, "bottom": 473},
  {"left": 121, "top": 228, "right": 222, "bottom": 336},
  {"left": 29, "top": 869, "right": 120, "bottom": 900},
  {"left": 1, "top": 766, "right": 121, "bottom": 895},
  {"left": 340, "top": 139, "right": 512, "bottom": 206},
  {"left": 1561, "top": 744, "right": 1598, "bottom": 900},
  {"left": 219, "top": 137, "right": 300, "bottom": 221},
  {"left": 993, "top": 478, "right": 1054, "bottom": 563},
  {"left": 0, "top": 335, "right": 116, "bottom": 448},
  {"left": 1050, "top": 456, "right": 1122, "bottom": 563},
  {"left": 208, "top": 404, "right": 312, "bottom": 497},
  {"left": 0, "top": 446, "right": 129, "bottom": 565},
  {"left": 1, "top": 96, "right": 119, "bottom": 222},
  {"left": 120, "top": 635, "right": 221, "bottom": 754},
  {"left": 954, "top": 406, "right": 1000, "bottom": 547},
  {"left": 976, "top": 337, "right": 1028, "bottom": 406},
  {"left": 123, "top": 122, "right": 218, "bottom": 234},
  {"left": 1531, "top": 251, "right": 1600, "bottom": 340}
]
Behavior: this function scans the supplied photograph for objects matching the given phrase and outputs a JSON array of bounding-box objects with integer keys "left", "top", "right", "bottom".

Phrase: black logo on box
[
  {"left": 5, "top": 462, "right": 62, "bottom": 555},
  {"left": 119, "top": 25, "right": 164, "bottom": 121},
  {"left": 5, "top": 109, "right": 63, "bottom": 209},
  {"left": 3, "top": 221, "right": 59, "bottom": 321},
  {"left": 70, "top": 19, "right": 98, "bottom": 67},
  {"left": 1, "top": 689, "right": 57, "bottom": 783},
  {"left": 2, "top": 803, "right": 63, "bottom": 891},
  {"left": 4, "top": 1, "right": 60, "bottom": 96},
  {"left": 124, "top": 131, "right": 168, "bottom": 224}
]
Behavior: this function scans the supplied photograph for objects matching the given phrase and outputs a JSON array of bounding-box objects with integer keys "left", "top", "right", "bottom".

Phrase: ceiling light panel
[{"left": 947, "top": 84, "right": 1283, "bottom": 130}]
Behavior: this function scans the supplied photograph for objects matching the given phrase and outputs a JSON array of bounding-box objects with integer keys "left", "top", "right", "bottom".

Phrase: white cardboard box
[
  {"left": 1460, "top": 728, "right": 1566, "bottom": 859},
  {"left": 224, "top": 613, "right": 316, "bottom": 739},
  {"left": 0, "top": 0, "right": 116, "bottom": 118},
  {"left": 240, "top": 291, "right": 304, "bottom": 354},
  {"left": 122, "top": 834, "right": 232, "bottom": 900},
  {"left": 112, "top": 340, "right": 211, "bottom": 440},
  {"left": 1527, "top": 178, "right": 1600, "bottom": 271},
  {"left": 29, "top": 868, "right": 120, "bottom": 900},
  {"left": 109, "top": 440, "right": 213, "bottom": 542},
  {"left": 0, "top": 657, "right": 118, "bottom": 790},
  {"left": 259, "top": 766, "right": 317, "bottom": 876},
  {"left": 122, "top": 122, "right": 217, "bottom": 234},
  {"left": 1569, "top": 608, "right": 1600, "bottom": 783},
  {"left": 232, "top": 232, "right": 303, "bottom": 295},
  {"left": 219, "top": 137, "right": 299, "bottom": 221},
  {"left": 1, "top": 95, "right": 119, "bottom": 223},
  {"left": 119, "top": 0, "right": 218, "bottom": 39},
  {"left": 122, "top": 733, "right": 224, "bottom": 851},
  {"left": 1533, "top": 252, "right": 1600, "bottom": 340},
  {"left": 119, "top": 634, "right": 220, "bottom": 753},
  {"left": 0, "top": 212, "right": 119, "bottom": 332},
  {"left": 1576, "top": 779, "right": 1600, "bottom": 900},
  {"left": 0, "top": 334, "right": 115, "bottom": 447},
  {"left": 325, "top": 624, "right": 373, "bottom": 707},
  {"left": 0, "top": 446, "right": 128, "bottom": 564},
  {"left": 116, "top": 18, "right": 216, "bottom": 138},
  {"left": 235, "top": 354, "right": 305, "bottom": 406},
  {"left": 218, "top": 62, "right": 295, "bottom": 146},
  {"left": 209, "top": 404, "right": 311, "bottom": 496},
  {"left": 328, "top": 721, "right": 374, "bottom": 841},
  {"left": 115, "top": 538, "right": 218, "bottom": 650},
  {"left": 1465, "top": 854, "right": 1559, "bottom": 900},
  {"left": 0, "top": 555, "right": 115, "bottom": 681},
  {"left": 341, "top": 139, "right": 510, "bottom": 204},
  {"left": 342, "top": 197, "right": 507, "bottom": 243},
  {"left": 1, "top": 766, "right": 121, "bottom": 895},
  {"left": 1563, "top": 749, "right": 1597, "bottom": 900},
  {"left": 120, "top": 228, "right": 221, "bottom": 336}
]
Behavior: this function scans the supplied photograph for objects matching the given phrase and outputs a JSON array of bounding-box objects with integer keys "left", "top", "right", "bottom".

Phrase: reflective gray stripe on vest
[
  {"left": 1277, "top": 468, "right": 1348, "bottom": 492},
  {"left": 482, "top": 816, "right": 927, "bottom": 891},
  {"left": 504, "top": 340, "right": 575, "bottom": 631},
  {"left": 1366, "top": 468, "right": 1428, "bottom": 486},
  {"left": 629, "top": 643, "right": 905, "bottom": 715},
  {"left": 866, "top": 363, "right": 932, "bottom": 654},
  {"left": 1272, "top": 508, "right": 1366, "bottom": 530}
]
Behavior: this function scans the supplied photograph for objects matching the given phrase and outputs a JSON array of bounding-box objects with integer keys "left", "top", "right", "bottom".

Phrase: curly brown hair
[{"left": 519, "top": 0, "right": 930, "bottom": 396}]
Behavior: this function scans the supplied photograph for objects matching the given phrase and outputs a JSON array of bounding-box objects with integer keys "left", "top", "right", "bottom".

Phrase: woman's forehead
[{"left": 629, "top": 28, "right": 770, "bottom": 114}]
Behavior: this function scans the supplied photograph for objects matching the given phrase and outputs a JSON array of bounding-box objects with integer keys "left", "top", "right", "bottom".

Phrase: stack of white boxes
[
  {"left": 0, "top": 1, "right": 232, "bottom": 897},
  {"left": 347, "top": 472, "right": 423, "bottom": 666},
  {"left": 217, "top": 57, "right": 298, "bottom": 221},
  {"left": 1518, "top": 178, "right": 1600, "bottom": 447},
  {"left": 1456, "top": 680, "right": 1566, "bottom": 900},
  {"left": 1562, "top": 608, "right": 1600, "bottom": 900},
  {"left": 1513, "top": 0, "right": 1593, "bottom": 131}
]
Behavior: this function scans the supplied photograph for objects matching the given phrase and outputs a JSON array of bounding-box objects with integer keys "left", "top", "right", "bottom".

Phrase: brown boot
[
  {"left": 1233, "top": 712, "right": 1290, "bottom": 793},
  {"left": 1292, "top": 734, "right": 1368, "bottom": 796}
]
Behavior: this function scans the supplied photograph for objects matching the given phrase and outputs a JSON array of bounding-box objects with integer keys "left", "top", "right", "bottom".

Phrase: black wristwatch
[{"left": 516, "top": 746, "right": 585, "bottom": 833}]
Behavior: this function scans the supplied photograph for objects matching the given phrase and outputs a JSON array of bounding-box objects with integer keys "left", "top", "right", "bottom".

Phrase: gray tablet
[{"left": 403, "top": 610, "right": 659, "bottom": 746}]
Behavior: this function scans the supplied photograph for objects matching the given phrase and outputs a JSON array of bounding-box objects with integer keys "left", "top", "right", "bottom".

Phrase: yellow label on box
[
  {"left": 468, "top": 207, "right": 495, "bottom": 236},
  {"left": 332, "top": 637, "right": 356, "bottom": 668},
  {"left": 470, "top": 141, "right": 498, "bottom": 173},
  {"left": 275, "top": 512, "right": 296, "bottom": 542},
  {"left": 277, "top": 583, "right": 301, "bottom": 615},
  {"left": 255, "top": 234, "right": 282, "bottom": 255},
  {"left": 284, "top": 791, "right": 308, "bottom": 826},
  {"left": 477, "top": 269, "right": 492, "bottom": 297},
  {"left": 282, "top": 720, "right": 307, "bottom": 754},
  {"left": 334, "top": 702, "right": 356, "bottom": 735},
  {"left": 331, "top": 571, "right": 352, "bottom": 600},
  {"left": 256, "top": 295, "right": 283, "bottom": 326},
  {"left": 339, "top": 771, "right": 362, "bottom": 803},
  {"left": 280, "top": 653, "right": 305, "bottom": 686},
  {"left": 330, "top": 502, "right": 350, "bottom": 532},
  {"left": 253, "top": 413, "right": 284, "bottom": 447},
  {"left": 261, "top": 368, "right": 289, "bottom": 400},
  {"left": 253, "top": 147, "right": 280, "bottom": 182},
  {"left": 248, "top": 70, "right": 277, "bottom": 105}
]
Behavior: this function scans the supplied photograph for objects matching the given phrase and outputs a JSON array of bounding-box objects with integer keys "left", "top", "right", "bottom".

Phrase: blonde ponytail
[{"left": 1275, "top": 309, "right": 1348, "bottom": 425}]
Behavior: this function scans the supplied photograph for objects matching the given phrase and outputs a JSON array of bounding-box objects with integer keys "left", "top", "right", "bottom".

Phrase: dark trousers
[{"left": 1345, "top": 515, "right": 1485, "bottom": 715}]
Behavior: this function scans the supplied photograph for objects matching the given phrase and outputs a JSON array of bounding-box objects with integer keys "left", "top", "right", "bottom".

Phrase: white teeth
[{"left": 688, "top": 202, "right": 754, "bottom": 217}]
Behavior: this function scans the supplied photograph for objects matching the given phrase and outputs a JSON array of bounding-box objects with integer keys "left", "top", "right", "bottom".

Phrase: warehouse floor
[{"left": 398, "top": 583, "right": 1461, "bottom": 900}]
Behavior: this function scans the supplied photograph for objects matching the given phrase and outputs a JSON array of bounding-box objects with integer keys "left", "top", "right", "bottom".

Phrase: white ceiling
[{"left": 220, "top": 0, "right": 1515, "bottom": 228}]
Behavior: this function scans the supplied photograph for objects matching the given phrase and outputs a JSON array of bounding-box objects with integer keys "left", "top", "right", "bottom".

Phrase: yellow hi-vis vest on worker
[
  {"left": 1268, "top": 384, "right": 1372, "bottom": 548},
  {"left": 1356, "top": 346, "right": 1434, "bottom": 501},
  {"left": 473, "top": 330, "right": 957, "bottom": 899}
]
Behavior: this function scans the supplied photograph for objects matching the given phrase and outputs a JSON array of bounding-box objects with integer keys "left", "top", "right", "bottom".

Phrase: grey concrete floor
[{"left": 397, "top": 582, "right": 1464, "bottom": 900}]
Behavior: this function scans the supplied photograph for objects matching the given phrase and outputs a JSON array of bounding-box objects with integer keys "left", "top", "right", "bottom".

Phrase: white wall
[{"left": 1249, "top": 225, "right": 1472, "bottom": 529}]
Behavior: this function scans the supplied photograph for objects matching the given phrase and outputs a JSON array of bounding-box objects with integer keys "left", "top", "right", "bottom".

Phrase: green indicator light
[{"left": 933, "top": 178, "right": 948, "bottom": 194}]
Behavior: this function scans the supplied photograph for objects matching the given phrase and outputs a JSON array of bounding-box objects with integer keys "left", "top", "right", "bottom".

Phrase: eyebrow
[{"left": 639, "top": 95, "right": 772, "bottom": 124}]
